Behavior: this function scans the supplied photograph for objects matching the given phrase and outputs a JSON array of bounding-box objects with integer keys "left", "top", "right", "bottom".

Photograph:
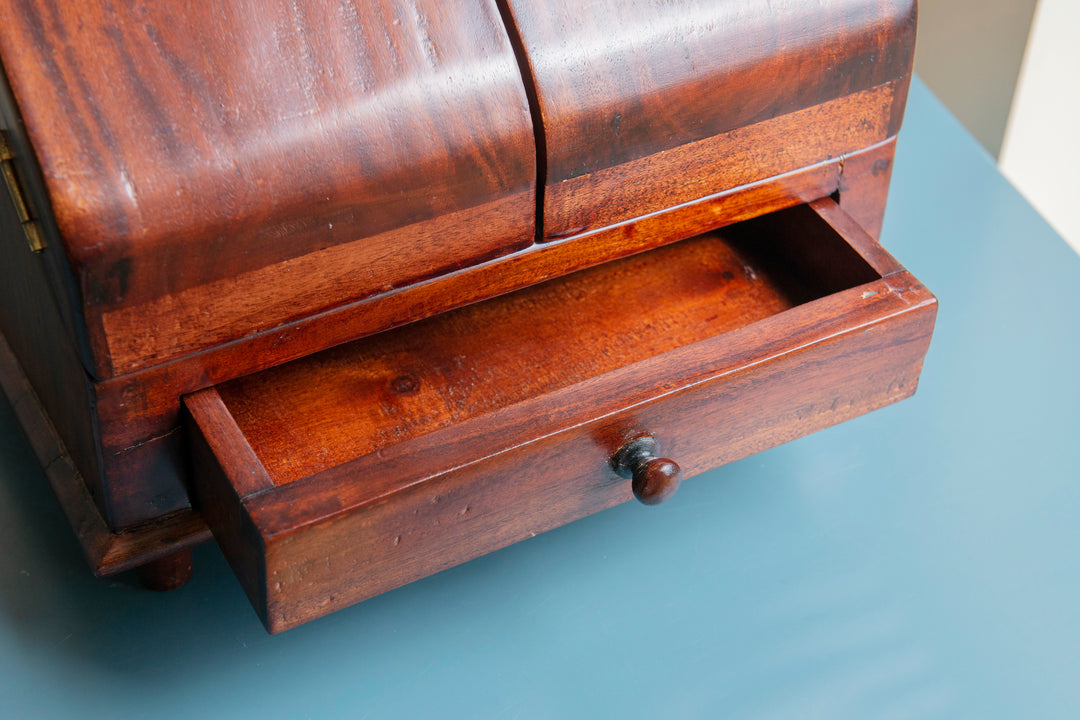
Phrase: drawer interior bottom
[{"left": 215, "top": 204, "right": 880, "bottom": 488}]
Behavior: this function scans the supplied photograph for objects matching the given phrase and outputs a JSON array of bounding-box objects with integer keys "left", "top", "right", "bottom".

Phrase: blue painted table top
[{"left": 2, "top": 78, "right": 1079, "bottom": 719}]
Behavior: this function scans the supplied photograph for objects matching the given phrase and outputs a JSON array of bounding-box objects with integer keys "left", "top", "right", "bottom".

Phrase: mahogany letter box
[{"left": 0, "top": 0, "right": 935, "bottom": 632}]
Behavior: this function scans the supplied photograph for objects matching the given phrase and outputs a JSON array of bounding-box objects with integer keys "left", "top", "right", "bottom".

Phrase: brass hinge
[{"left": 0, "top": 131, "right": 46, "bottom": 253}]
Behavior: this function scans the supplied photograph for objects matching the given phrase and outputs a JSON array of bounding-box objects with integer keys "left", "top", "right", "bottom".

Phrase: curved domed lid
[{"left": 0, "top": 0, "right": 536, "bottom": 376}]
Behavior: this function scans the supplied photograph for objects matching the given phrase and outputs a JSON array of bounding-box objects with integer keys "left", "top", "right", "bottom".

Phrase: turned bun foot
[{"left": 137, "top": 548, "right": 194, "bottom": 591}]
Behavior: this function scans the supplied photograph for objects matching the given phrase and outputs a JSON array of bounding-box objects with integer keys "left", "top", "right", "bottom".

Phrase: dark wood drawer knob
[{"left": 611, "top": 435, "right": 681, "bottom": 505}]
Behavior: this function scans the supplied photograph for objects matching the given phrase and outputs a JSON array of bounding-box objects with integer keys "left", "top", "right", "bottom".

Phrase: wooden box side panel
[
  {"left": 184, "top": 390, "right": 270, "bottom": 618},
  {"left": 0, "top": 150, "right": 106, "bottom": 518}
]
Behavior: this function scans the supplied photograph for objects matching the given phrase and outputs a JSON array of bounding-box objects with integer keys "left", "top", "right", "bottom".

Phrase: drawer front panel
[{"left": 265, "top": 298, "right": 930, "bottom": 631}]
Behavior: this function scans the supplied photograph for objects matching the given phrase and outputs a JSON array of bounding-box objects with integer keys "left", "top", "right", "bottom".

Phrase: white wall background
[
  {"left": 915, "top": 0, "right": 1039, "bottom": 158},
  {"left": 999, "top": 0, "right": 1080, "bottom": 252}
]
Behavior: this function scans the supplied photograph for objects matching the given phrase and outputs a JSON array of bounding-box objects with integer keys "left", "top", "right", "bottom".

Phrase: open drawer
[{"left": 185, "top": 198, "right": 936, "bottom": 633}]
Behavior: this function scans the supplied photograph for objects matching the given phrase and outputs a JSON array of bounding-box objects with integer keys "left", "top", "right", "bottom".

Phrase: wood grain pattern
[
  {"left": 0, "top": 0, "right": 536, "bottom": 377},
  {"left": 99, "top": 80, "right": 894, "bottom": 374},
  {"left": 91, "top": 147, "right": 874, "bottom": 527},
  {"left": 217, "top": 228, "right": 814, "bottom": 486},
  {"left": 0, "top": 147, "right": 843, "bottom": 531},
  {"left": 0, "top": 0, "right": 918, "bottom": 377},
  {"left": 544, "top": 81, "right": 898, "bottom": 239},
  {"left": 230, "top": 201, "right": 902, "bottom": 531},
  {"left": 185, "top": 390, "right": 274, "bottom": 498},
  {"left": 0, "top": 0, "right": 923, "bottom": 540},
  {"left": 255, "top": 286, "right": 933, "bottom": 633},
  {"left": 185, "top": 389, "right": 268, "bottom": 611},
  {"left": 94, "top": 152, "right": 850, "bottom": 452},
  {"left": 83, "top": 79, "right": 893, "bottom": 376},
  {"left": 186, "top": 199, "right": 936, "bottom": 632},
  {"left": 100, "top": 193, "right": 530, "bottom": 372},
  {"left": 501, "top": 0, "right": 916, "bottom": 240}
]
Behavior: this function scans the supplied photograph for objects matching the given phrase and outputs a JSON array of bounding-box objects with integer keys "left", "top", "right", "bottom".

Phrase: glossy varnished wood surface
[
  {"left": 253, "top": 278, "right": 933, "bottom": 633},
  {"left": 218, "top": 228, "right": 823, "bottom": 485},
  {"left": 99, "top": 82, "right": 890, "bottom": 374},
  {"left": 26, "top": 130, "right": 901, "bottom": 532},
  {"left": 0, "top": 0, "right": 536, "bottom": 376},
  {"left": 235, "top": 201, "right": 903, "bottom": 524},
  {"left": 186, "top": 199, "right": 936, "bottom": 632},
  {"left": 0, "top": 0, "right": 919, "bottom": 533},
  {"left": 542, "top": 82, "right": 901, "bottom": 239},
  {"left": 0, "top": 0, "right": 919, "bottom": 377},
  {"left": 93, "top": 154, "right": 852, "bottom": 527},
  {"left": 95, "top": 139, "right": 899, "bottom": 528},
  {"left": 501, "top": 0, "right": 916, "bottom": 240}
]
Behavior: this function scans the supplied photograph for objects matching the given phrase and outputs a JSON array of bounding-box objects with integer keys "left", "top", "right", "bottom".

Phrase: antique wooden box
[{"left": 0, "top": 0, "right": 934, "bottom": 632}]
